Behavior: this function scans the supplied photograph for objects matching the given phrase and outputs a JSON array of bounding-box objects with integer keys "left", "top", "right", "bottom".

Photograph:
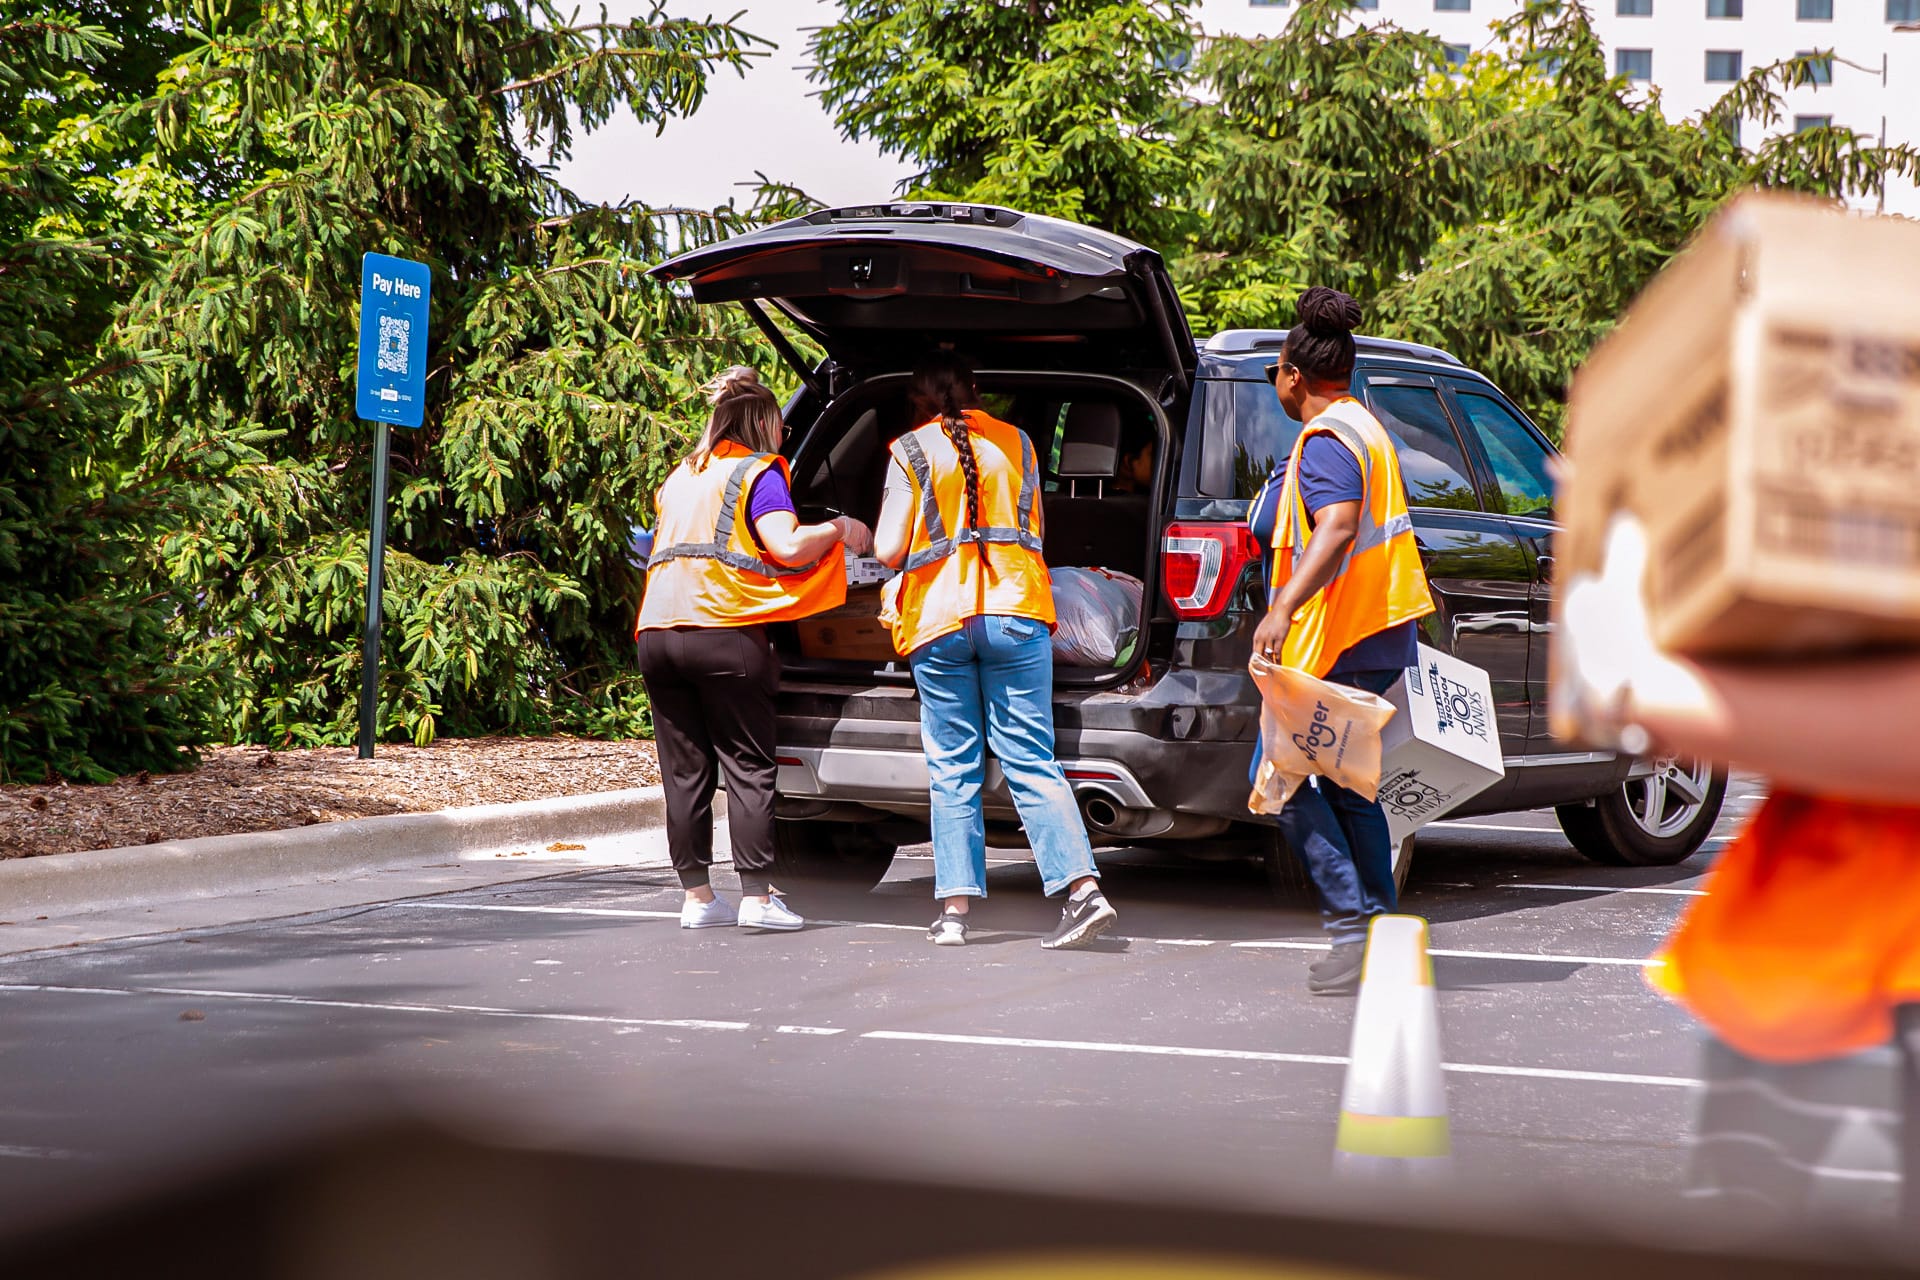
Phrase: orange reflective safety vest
[
  {"left": 1270, "top": 398, "right": 1435, "bottom": 677},
  {"left": 635, "top": 440, "right": 845, "bottom": 633},
  {"left": 1649, "top": 792, "right": 1920, "bottom": 1064},
  {"left": 881, "top": 410, "right": 1054, "bottom": 656}
]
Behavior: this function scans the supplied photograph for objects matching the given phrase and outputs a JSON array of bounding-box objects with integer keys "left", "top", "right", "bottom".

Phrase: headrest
[{"left": 1055, "top": 402, "right": 1122, "bottom": 479}]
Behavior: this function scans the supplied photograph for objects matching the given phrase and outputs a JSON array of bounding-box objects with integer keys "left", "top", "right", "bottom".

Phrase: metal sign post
[{"left": 353, "top": 252, "right": 431, "bottom": 759}]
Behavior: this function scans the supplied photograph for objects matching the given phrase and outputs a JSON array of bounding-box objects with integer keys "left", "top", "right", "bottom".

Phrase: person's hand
[
  {"left": 834, "top": 515, "right": 874, "bottom": 557},
  {"left": 1550, "top": 512, "right": 1661, "bottom": 755},
  {"left": 1251, "top": 605, "right": 1292, "bottom": 666}
]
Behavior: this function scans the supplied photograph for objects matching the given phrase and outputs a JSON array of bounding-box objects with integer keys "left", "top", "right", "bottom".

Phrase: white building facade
[{"left": 1199, "top": 0, "right": 1920, "bottom": 215}]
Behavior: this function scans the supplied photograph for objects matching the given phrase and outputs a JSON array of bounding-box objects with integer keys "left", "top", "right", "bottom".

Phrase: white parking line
[
  {"left": 1228, "top": 940, "right": 1651, "bottom": 967},
  {"left": 860, "top": 1029, "right": 1700, "bottom": 1088},
  {"left": 414, "top": 901, "right": 1655, "bottom": 967},
  {"left": 1426, "top": 821, "right": 1562, "bottom": 835},
  {"left": 0, "top": 982, "right": 751, "bottom": 1032},
  {"left": 1504, "top": 883, "right": 1707, "bottom": 898},
  {"left": 0, "top": 983, "right": 1700, "bottom": 1089},
  {"left": 0, "top": 1144, "right": 81, "bottom": 1160}
]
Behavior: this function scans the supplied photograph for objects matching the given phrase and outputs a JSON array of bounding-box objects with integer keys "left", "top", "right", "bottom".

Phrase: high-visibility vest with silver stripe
[
  {"left": 635, "top": 440, "right": 846, "bottom": 632},
  {"left": 882, "top": 411, "right": 1054, "bottom": 656},
  {"left": 1269, "top": 398, "right": 1435, "bottom": 677}
]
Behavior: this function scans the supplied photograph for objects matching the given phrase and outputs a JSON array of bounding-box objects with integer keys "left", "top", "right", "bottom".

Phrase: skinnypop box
[{"left": 1377, "top": 644, "right": 1507, "bottom": 845}]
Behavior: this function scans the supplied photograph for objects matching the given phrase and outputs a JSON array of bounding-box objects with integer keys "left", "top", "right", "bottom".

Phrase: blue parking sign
[{"left": 355, "top": 253, "right": 431, "bottom": 428}]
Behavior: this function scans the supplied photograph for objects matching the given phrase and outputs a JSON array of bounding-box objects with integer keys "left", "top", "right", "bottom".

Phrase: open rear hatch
[
  {"left": 649, "top": 203, "right": 1195, "bottom": 387},
  {"left": 649, "top": 205, "right": 1194, "bottom": 691}
]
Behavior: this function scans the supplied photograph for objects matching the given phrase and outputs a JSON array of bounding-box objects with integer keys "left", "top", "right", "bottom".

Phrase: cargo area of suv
[{"left": 650, "top": 202, "right": 1727, "bottom": 894}]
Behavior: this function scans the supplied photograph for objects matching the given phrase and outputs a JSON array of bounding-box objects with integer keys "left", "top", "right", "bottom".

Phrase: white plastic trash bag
[
  {"left": 1050, "top": 567, "right": 1144, "bottom": 668},
  {"left": 1247, "top": 654, "right": 1398, "bottom": 815}
]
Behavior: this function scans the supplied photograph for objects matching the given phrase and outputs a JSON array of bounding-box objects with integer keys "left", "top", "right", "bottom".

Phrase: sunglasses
[{"left": 1263, "top": 361, "right": 1299, "bottom": 386}]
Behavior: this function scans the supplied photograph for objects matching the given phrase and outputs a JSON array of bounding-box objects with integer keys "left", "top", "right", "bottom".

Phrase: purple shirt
[{"left": 744, "top": 466, "right": 795, "bottom": 551}]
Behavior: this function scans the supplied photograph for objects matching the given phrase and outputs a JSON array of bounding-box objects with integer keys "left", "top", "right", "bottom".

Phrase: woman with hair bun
[
  {"left": 1252, "top": 287, "right": 1435, "bottom": 994},
  {"left": 636, "top": 366, "right": 872, "bottom": 933},
  {"left": 873, "top": 351, "right": 1117, "bottom": 951}
]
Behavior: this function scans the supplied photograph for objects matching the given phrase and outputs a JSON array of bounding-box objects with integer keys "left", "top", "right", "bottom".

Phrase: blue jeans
[
  {"left": 910, "top": 615, "right": 1099, "bottom": 900},
  {"left": 1255, "top": 667, "right": 1402, "bottom": 945}
]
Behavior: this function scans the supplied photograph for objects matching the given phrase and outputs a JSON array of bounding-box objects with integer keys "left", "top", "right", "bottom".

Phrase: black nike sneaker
[{"left": 1040, "top": 890, "right": 1117, "bottom": 950}]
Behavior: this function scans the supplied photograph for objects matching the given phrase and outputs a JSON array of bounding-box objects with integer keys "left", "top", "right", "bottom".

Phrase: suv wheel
[
  {"left": 1264, "top": 831, "right": 1415, "bottom": 906},
  {"left": 1554, "top": 757, "right": 1727, "bottom": 867},
  {"left": 772, "top": 819, "right": 897, "bottom": 890}
]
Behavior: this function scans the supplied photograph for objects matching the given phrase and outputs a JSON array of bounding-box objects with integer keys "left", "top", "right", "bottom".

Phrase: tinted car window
[
  {"left": 1194, "top": 379, "right": 1304, "bottom": 499},
  {"left": 1366, "top": 384, "right": 1480, "bottom": 511},
  {"left": 1453, "top": 391, "right": 1555, "bottom": 518}
]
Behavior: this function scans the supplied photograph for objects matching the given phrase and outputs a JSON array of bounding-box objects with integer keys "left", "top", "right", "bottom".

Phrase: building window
[
  {"left": 1616, "top": 48, "right": 1653, "bottom": 80},
  {"left": 1705, "top": 50, "right": 1742, "bottom": 81},
  {"left": 1444, "top": 43, "right": 1469, "bottom": 68},
  {"left": 1435, "top": 0, "right": 1470, "bottom": 10},
  {"left": 1354, "top": 0, "right": 1378, "bottom": 8},
  {"left": 1800, "top": 52, "right": 1832, "bottom": 83},
  {"left": 1890, "top": 0, "right": 1919, "bottom": 21},
  {"left": 1798, "top": 0, "right": 1832, "bottom": 18},
  {"left": 1248, "top": 0, "right": 1287, "bottom": 6},
  {"left": 1795, "top": 114, "right": 1832, "bottom": 132},
  {"left": 1707, "top": 0, "right": 1742, "bottom": 16},
  {"left": 1618, "top": 0, "right": 1652, "bottom": 13}
]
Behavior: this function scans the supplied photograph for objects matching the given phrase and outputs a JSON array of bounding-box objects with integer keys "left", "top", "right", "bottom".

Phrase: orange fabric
[
  {"left": 635, "top": 440, "right": 845, "bottom": 633},
  {"left": 882, "top": 410, "right": 1053, "bottom": 656},
  {"left": 1649, "top": 792, "right": 1920, "bottom": 1064},
  {"left": 1270, "top": 399, "right": 1435, "bottom": 677}
]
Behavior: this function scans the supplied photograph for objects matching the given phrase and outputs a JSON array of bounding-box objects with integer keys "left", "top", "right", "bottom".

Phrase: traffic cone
[{"left": 1334, "top": 914, "right": 1452, "bottom": 1180}]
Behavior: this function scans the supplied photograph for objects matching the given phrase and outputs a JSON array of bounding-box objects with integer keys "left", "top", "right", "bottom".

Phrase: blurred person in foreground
[
  {"left": 1249, "top": 288, "right": 1435, "bottom": 996},
  {"left": 636, "top": 366, "right": 872, "bottom": 932},
  {"left": 1558, "top": 512, "right": 1920, "bottom": 1225}
]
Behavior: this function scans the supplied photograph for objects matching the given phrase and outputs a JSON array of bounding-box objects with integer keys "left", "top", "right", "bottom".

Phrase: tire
[
  {"left": 771, "top": 819, "right": 897, "bottom": 890},
  {"left": 1555, "top": 757, "right": 1728, "bottom": 867},
  {"left": 1264, "top": 830, "right": 1415, "bottom": 906}
]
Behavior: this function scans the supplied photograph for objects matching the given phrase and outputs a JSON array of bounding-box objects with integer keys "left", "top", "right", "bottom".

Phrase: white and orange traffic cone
[{"left": 1334, "top": 914, "right": 1452, "bottom": 1180}]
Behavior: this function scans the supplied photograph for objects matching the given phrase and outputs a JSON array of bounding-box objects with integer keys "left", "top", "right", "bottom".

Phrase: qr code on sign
[{"left": 376, "top": 314, "right": 410, "bottom": 374}]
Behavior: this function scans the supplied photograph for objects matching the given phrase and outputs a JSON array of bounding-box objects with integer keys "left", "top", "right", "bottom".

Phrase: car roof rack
[{"left": 1201, "top": 328, "right": 1463, "bottom": 367}]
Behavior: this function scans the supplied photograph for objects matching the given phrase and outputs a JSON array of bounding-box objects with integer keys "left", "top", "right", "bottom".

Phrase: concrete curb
[{"left": 0, "top": 786, "right": 694, "bottom": 919}]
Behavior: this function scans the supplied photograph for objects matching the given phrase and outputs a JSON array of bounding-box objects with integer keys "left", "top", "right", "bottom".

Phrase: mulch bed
[{"left": 0, "top": 737, "right": 661, "bottom": 860}]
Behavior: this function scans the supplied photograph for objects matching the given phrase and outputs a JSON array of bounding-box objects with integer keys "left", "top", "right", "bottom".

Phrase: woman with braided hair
[{"left": 874, "top": 351, "right": 1117, "bottom": 951}]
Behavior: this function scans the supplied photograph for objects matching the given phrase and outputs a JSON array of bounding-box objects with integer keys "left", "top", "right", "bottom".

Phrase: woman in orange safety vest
[
  {"left": 1558, "top": 512, "right": 1920, "bottom": 1223},
  {"left": 636, "top": 366, "right": 872, "bottom": 933},
  {"left": 873, "top": 351, "right": 1117, "bottom": 952},
  {"left": 1249, "top": 287, "right": 1435, "bottom": 996}
]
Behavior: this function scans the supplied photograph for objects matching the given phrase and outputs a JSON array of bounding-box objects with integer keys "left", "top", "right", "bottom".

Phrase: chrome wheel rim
[{"left": 1623, "top": 756, "right": 1714, "bottom": 840}]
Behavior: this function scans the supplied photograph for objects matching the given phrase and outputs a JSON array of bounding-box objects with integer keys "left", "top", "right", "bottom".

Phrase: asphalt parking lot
[{"left": 0, "top": 786, "right": 1772, "bottom": 1235}]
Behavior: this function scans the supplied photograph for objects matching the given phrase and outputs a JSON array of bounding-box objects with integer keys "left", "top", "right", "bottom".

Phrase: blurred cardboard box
[
  {"left": 795, "top": 586, "right": 898, "bottom": 663},
  {"left": 1558, "top": 191, "right": 1920, "bottom": 658},
  {"left": 1378, "top": 644, "right": 1506, "bottom": 846}
]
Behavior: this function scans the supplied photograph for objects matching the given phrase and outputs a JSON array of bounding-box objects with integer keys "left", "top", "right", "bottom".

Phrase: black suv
[{"left": 652, "top": 203, "right": 1726, "bottom": 893}]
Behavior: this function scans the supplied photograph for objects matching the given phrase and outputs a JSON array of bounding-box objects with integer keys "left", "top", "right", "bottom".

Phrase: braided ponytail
[{"left": 910, "top": 351, "right": 996, "bottom": 583}]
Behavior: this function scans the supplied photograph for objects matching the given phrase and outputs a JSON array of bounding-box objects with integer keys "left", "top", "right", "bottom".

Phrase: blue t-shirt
[{"left": 1256, "top": 435, "right": 1418, "bottom": 678}]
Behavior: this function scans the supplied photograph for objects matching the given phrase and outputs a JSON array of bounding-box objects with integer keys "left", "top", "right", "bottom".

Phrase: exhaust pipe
[{"left": 1076, "top": 789, "right": 1231, "bottom": 842}]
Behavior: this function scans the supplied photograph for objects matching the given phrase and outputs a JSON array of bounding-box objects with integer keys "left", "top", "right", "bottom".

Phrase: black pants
[{"left": 636, "top": 625, "right": 779, "bottom": 897}]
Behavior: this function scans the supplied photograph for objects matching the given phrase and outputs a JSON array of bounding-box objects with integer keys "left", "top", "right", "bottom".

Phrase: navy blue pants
[{"left": 1253, "top": 666, "right": 1402, "bottom": 945}]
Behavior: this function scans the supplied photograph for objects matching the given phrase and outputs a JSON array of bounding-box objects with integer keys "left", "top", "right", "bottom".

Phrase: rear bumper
[{"left": 775, "top": 723, "right": 1258, "bottom": 825}]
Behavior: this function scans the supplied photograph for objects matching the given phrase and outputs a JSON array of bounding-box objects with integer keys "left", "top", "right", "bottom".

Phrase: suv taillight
[{"left": 1162, "top": 523, "right": 1263, "bottom": 619}]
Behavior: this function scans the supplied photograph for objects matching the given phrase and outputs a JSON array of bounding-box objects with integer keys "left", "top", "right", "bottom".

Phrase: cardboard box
[
  {"left": 1377, "top": 644, "right": 1507, "bottom": 845},
  {"left": 1559, "top": 191, "right": 1920, "bottom": 658},
  {"left": 795, "top": 586, "right": 899, "bottom": 664}
]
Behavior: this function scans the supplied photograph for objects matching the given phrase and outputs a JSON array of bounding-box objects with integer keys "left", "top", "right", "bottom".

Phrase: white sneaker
[
  {"left": 736, "top": 895, "right": 805, "bottom": 931},
  {"left": 680, "top": 895, "right": 735, "bottom": 929}
]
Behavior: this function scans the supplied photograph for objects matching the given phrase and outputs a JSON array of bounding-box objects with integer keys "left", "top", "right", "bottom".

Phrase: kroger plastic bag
[
  {"left": 1050, "top": 567, "right": 1144, "bottom": 667},
  {"left": 1247, "top": 654, "right": 1398, "bottom": 815}
]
